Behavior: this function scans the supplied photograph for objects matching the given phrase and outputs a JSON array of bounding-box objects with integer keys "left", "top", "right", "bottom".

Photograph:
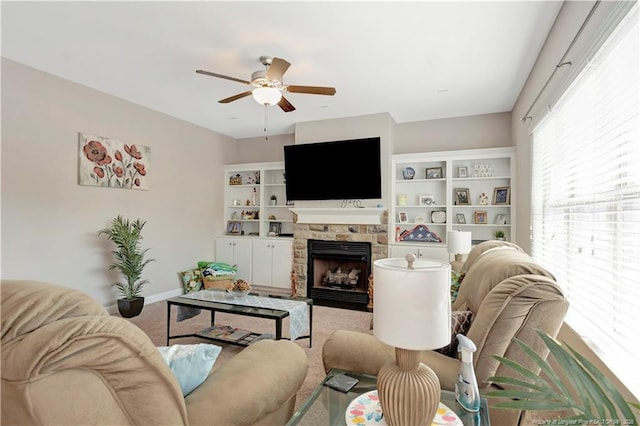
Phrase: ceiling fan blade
[
  {"left": 266, "top": 57, "right": 291, "bottom": 82},
  {"left": 287, "top": 85, "right": 336, "bottom": 96},
  {"left": 196, "top": 69, "right": 250, "bottom": 85},
  {"left": 219, "top": 91, "right": 252, "bottom": 104},
  {"left": 278, "top": 96, "right": 296, "bottom": 113}
]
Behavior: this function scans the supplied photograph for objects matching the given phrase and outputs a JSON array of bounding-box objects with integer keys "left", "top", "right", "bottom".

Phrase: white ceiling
[{"left": 1, "top": 1, "right": 563, "bottom": 139}]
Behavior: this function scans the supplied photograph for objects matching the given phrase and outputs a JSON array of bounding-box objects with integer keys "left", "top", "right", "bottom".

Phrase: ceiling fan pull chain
[{"left": 264, "top": 105, "right": 269, "bottom": 141}]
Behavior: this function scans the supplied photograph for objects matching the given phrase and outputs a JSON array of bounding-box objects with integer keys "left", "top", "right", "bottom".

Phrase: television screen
[{"left": 284, "top": 137, "right": 382, "bottom": 201}]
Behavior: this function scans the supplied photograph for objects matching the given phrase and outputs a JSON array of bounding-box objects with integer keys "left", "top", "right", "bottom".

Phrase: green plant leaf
[
  {"left": 566, "top": 343, "right": 638, "bottom": 423},
  {"left": 487, "top": 330, "right": 638, "bottom": 423},
  {"left": 98, "top": 215, "right": 155, "bottom": 300},
  {"left": 539, "top": 332, "right": 613, "bottom": 420},
  {"left": 512, "top": 336, "right": 572, "bottom": 399},
  {"left": 486, "top": 375, "right": 549, "bottom": 393}
]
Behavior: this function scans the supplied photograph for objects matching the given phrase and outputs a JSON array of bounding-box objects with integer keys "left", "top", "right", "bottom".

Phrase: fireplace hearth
[{"left": 307, "top": 239, "right": 371, "bottom": 311}]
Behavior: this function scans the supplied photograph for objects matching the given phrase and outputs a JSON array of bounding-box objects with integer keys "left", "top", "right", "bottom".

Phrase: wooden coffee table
[{"left": 166, "top": 292, "right": 313, "bottom": 347}]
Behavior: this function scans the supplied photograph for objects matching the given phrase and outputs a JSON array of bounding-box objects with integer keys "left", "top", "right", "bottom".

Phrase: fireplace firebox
[{"left": 307, "top": 239, "right": 371, "bottom": 311}]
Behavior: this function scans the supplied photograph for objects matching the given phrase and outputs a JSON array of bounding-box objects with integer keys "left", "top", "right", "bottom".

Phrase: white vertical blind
[{"left": 531, "top": 4, "right": 639, "bottom": 396}]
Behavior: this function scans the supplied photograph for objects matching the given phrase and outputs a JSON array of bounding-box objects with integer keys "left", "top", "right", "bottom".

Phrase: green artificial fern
[
  {"left": 98, "top": 215, "right": 155, "bottom": 300},
  {"left": 486, "top": 330, "right": 639, "bottom": 423}
]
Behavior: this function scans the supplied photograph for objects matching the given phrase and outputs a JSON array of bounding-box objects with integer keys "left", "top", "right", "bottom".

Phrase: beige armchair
[
  {"left": 1, "top": 280, "right": 308, "bottom": 425},
  {"left": 322, "top": 241, "right": 568, "bottom": 424}
]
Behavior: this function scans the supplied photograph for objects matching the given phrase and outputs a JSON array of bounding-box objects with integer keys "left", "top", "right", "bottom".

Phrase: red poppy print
[
  {"left": 134, "top": 162, "right": 147, "bottom": 176},
  {"left": 124, "top": 144, "right": 143, "bottom": 160},
  {"left": 84, "top": 140, "right": 107, "bottom": 163},
  {"left": 93, "top": 166, "right": 105, "bottom": 178}
]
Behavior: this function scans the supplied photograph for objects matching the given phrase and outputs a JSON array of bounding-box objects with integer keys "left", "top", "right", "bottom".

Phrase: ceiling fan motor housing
[{"left": 251, "top": 70, "right": 282, "bottom": 89}]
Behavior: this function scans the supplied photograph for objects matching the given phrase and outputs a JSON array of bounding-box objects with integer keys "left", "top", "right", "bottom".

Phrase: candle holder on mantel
[{"left": 373, "top": 254, "right": 451, "bottom": 425}]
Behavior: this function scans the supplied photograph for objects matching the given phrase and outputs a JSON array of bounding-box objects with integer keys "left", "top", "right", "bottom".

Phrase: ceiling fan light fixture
[{"left": 252, "top": 87, "right": 282, "bottom": 106}]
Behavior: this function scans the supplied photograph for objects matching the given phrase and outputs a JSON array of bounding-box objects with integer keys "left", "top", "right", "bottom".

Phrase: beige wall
[
  {"left": 1, "top": 58, "right": 235, "bottom": 308},
  {"left": 395, "top": 112, "right": 512, "bottom": 154},
  {"left": 234, "top": 133, "right": 295, "bottom": 163}
]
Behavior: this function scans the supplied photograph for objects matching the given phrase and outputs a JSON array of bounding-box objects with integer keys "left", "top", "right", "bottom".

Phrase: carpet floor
[{"left": 126, "top": 299, "right": 373, "bottom": 412}]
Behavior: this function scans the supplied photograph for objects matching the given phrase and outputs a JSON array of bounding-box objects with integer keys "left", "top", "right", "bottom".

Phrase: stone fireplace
[{"left": 292, "top": 219, "right": 388, "bottom": 311}]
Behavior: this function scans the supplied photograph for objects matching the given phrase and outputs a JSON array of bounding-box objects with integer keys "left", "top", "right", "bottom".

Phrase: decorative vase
[
  {"left": 117, "top": 297, "right": 144, "bottom": 318},
  {"left": 402, "top": 167, "right": 415, "bottom": 180}
]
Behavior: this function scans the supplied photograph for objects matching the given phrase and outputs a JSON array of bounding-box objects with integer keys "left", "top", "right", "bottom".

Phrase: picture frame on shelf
[
  {"left": 493, "top": 186, "right": 511, "bottom": 205},
  {"left": 431, "top": 211, "right": 446, "bottom": 224},
  {"left": 456, "top": 213, "right": 466, "bottom": 224},
  {"left": 474, "top": 211, "right": 488, "bottom": 224},
  {"left": 419, "top": 195, "right": 435, "bottom": 205},
  {"left": 425, "top": 167, "right": 443, "bottom": 179},
  {"left": 226, "top": 220, "right": 243, "bottom": 235},
  {"left": 454, "top": 188, "right": 471, "bottom": 205},
  {"left": 494, "top": 214, "right": 508, "bottom": 225},
  {"left": 268, "top": 221, "right": 282, "bottom": 235},
  {"left": 398, "top": 211, "right": 408, "bottom": 223},
  {"left": 458, "top": 166, "right": 468, "bottom": 178}
]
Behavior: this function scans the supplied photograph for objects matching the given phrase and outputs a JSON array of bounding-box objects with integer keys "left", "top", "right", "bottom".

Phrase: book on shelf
[{"left": 197, "top": 324, "right": 251, "bottom": 342}]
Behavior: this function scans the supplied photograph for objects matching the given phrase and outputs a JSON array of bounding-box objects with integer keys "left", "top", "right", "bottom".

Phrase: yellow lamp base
[{"left": 377, "top": 348, "right": 441, "bottom": 426}]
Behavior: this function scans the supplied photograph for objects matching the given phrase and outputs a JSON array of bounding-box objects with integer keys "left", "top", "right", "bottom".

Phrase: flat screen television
[{"left": 283, "top": 137, "right": 382, "bottom": 201}]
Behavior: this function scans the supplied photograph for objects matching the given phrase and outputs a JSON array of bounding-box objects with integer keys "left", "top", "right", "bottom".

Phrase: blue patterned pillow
[{"left": 157, "top": 343, "right": 221, "bottom": 396}]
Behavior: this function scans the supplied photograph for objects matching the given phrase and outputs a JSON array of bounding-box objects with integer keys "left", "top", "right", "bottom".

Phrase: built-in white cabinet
[
  {"left": 250, "top": 238, "right": 293, "bottom": 289},
  {"left": 214, "top": 237, "right": 292, "bottom": 291},
  {"left": 391, "top": 147, "right": 515, "bottom": 259},
  {"left": 224, "top": 162, "right": 294, "bottom": 237},
  {"left": 214, "top": 237, "right": 252, "bottom": 282}
]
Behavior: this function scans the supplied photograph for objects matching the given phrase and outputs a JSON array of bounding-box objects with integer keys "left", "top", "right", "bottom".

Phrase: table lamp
[
  {"left": 373, "top": 254, "right": 451, "bottom": 425},
  {"left": 447, "top": 230, "right": 472, "bottom": 273}
]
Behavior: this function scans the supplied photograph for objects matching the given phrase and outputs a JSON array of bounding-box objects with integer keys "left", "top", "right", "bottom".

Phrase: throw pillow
[
  {"left": 157, "top": 343, "right": 221, "bottom": 396},
  {"left": 435, "top": 310, "right": 473, "bottom": 358}
]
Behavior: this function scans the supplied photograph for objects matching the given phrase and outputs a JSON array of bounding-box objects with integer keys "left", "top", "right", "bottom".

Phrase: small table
[
  {"left": 286, "top": 369, "right": 490, "bottom": 425},
  {"left": 166, "top": 292, "right": 313, "bottom": 347}
]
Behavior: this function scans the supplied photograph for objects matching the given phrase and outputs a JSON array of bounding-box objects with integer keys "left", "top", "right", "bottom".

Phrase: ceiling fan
[{"left": 196, "top": 56, "right": 336, "bottom": 112}]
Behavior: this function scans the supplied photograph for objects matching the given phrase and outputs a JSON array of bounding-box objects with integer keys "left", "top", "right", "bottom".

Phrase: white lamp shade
[
  {"left": 373, "top": 258, "right": 451, "bottom": 351},
  {"left": 252, "top": 87, "right": 282, "bottom": 106},
  {"left": 447, "top": 231, "right": 472, "bottom": 255}
]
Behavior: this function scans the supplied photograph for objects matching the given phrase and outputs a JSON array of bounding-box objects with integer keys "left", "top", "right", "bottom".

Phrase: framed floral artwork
[{"left": 78, "top": 132, "right": 150, "bottom": 190}]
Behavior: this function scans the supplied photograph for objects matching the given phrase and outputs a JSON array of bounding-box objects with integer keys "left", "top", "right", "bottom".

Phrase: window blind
[{"left": 531, "top": 4, "right": 639, "bottom": 396}]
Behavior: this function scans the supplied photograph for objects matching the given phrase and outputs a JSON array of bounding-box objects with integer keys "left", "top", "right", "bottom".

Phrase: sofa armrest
[
  {"left": 1, "top": 280, "right": 108, "bottom": 343},
  {"left": 322, "top": 330, "right": 461, "bottom": 391},
  {"left": 1, "top": 315, "right": 188, "bottom": 425},
  {"left": 185, "top": 339, "right": 308, "bottom": 426}
]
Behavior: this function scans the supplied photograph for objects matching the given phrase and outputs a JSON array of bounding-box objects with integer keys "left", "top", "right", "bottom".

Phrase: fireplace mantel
[{"left": 289, "top": 207, "right": 386, "bottom": 225}]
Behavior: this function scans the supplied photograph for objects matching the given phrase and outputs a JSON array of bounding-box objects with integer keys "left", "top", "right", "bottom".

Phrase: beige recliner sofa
[
  {"left": 1, "top": 280, "right": 308, "bottom": 425},
  {"left": 322, "top": 241, "right": 568, "bottom": 425}
]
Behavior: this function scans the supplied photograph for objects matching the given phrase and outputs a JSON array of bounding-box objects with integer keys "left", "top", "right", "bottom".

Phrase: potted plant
[
  {"left": 98, "top": 215, "right": 155, "bottom": 318},
  {"left": 487, "top": 330, "right": 639, "bottom": 423},
  {"left": 270, "top": 194, "right": 277, "bottom": 205},
  {"left": 494, "top": 229, "right": 506, "bottom": 241}
]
